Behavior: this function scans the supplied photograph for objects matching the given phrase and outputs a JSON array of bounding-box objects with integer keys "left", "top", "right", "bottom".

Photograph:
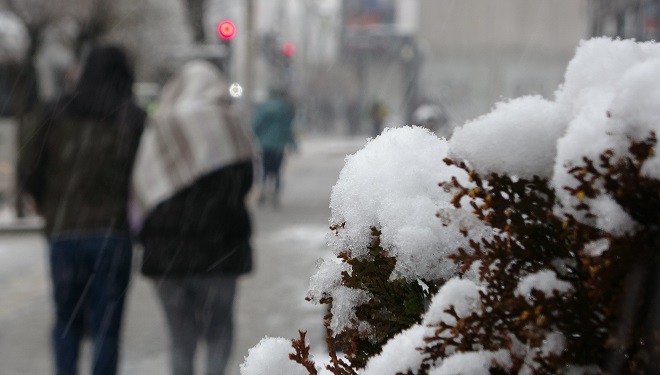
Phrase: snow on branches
[{"left": 241, "top": 38, "right": 660, "bottom": 375}]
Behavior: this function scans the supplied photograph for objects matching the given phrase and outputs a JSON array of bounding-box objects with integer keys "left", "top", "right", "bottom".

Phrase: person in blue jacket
[{"left": 251, "top": 87, "right": 296, "bottom": 207}]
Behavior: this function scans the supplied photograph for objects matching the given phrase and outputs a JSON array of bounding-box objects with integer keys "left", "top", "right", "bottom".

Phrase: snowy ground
[{"left": 0, "top": 135, "right": 368, "bottom": 375}]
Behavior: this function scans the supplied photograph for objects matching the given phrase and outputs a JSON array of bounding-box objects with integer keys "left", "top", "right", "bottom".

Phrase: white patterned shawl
[{"left": 130, "top": 60, "right": 256, "bottom": 232}]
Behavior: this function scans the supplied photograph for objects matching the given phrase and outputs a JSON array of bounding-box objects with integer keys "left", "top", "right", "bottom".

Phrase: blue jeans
[
  {"left": 50, "top": 234, "right": 132, "bottom": 375},
  {"left": 262, "top": 149, "right": 284, "bottom": 195}
]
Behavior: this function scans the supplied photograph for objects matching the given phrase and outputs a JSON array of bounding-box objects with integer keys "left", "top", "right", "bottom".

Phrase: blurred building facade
[
  {"left": 590, "top": 0, "right": 660, "bottom": 40},
  {"left": 336, "top": 0, "right": 420, "bottom": 131},
  {"left": 416, "top": 0, "right": 590, "bottom": 127},
  {"left": 261, "top": 0, "right": 592, "bottom": 134}
]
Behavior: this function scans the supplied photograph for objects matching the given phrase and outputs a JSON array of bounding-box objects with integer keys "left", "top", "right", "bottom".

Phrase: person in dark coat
[
  {"left": 130, "top": 60, "right": 256, "bottom": 375},
  {"left": 19, "top": 45, "right": 145, "bottom": 375}
]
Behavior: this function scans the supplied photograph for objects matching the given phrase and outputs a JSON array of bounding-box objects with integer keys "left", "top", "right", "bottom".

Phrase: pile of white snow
[
  {"left": 241, "top": 37, "right": 660, "bottom": 375},
  {"left": 451, "top": 37, "right": 660, "bottom": 234},
  {"left": 240, "top": 337, "right": 312, "bottom": 375},
  {"left": 308, "top": 126, "right": 481, "bottom": 333}
]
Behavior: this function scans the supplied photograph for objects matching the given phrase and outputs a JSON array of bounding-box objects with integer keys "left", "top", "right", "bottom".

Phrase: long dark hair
[{"left": 69, "top": 45, "right": 135, "bottom": 119}]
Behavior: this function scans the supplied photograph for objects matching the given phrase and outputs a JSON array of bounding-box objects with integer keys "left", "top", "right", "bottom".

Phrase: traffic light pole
[{"left": 244, "top": 0, "right": 256, "bottom": 117}]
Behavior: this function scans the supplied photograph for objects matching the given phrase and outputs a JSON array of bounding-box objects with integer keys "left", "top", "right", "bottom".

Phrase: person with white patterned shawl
[{"left": 130, "top": 60, "right": 258, "bottom": 375}]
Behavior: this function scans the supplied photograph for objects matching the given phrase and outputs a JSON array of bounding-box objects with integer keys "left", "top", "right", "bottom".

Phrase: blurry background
[
  {"left": 1, "top": 0, "right": 659, "bottom": 212},
  {"left": 0, "top": 0, "right": 658, "bottom": 374}
]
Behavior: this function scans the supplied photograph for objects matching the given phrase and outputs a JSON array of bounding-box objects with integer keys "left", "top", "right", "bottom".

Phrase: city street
[
  {"left": 0, "top": 135, "right": 367, "bottom": 375},
  {"left": 2, "top": 0, "right": 656, "bottom": 373}
]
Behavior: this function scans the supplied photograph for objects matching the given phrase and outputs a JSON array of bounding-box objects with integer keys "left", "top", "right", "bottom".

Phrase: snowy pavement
[{"left": 0, "top": 135, "right": 368, "bottom": 375}]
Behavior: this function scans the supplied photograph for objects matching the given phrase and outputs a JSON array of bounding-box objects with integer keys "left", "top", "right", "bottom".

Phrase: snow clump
[
  {"left": 422, "top": 277, "right": 483, "bottom": 327},
  {"left": 240, "top": 337, "right": 312, "bottom": 375},
  {"left": 327, "top": 125, "right": 471, "bottom": 281},
  {"left": 308, "top": 126, "right": 477, "bottom": 333},
  {"left": 362, "top": 325, "right": 427, "bottom": 375},
  {"left": 450, "top": 95, "right": 565, "bottom": 179},
  {"left": 449, "top": 37, "right": 660, "bottom": 235},
  {"left": 514, "top": 270, "right": 574, "bottom": 302},
  {"left": 428, "top": 350, "right": 513, "bottom": 375}
]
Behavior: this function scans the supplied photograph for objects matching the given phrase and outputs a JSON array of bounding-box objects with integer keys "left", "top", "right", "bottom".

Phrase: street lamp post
[{"left": 244, "top": 0, "right": 256, "bottom": 117}]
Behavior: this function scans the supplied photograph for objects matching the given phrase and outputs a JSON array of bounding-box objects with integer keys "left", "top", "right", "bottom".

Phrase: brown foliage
[
  {"left": 288, "top": 134, "right": 659, "bottom": 374},
  {"left": 418, "top": 134, "right": 659, "bottom": 373}
]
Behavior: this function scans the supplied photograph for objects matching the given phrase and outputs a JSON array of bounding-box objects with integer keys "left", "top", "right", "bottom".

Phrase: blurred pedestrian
[
  {"left": 369, "top": 100, "right": 387, "bottom": 137},
  {"left": 345, "top": 98, "right": 362, "bottom": 135},
  {"left": 19, "top": 45, "right": 145, "bottom": 375},
  {"left": 130, "top": 60, "right": 256, "bottom": 375},
  {"left": 412, "top": 103, "right": 449, "bottom": 135},
  {"left": 251, "top": 87, "right": 296, "bottom": 208}
]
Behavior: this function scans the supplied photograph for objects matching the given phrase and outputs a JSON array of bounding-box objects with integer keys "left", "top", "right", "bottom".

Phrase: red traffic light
[
  {"left": 217, "top": 20, "right": 236, "bottom": 40},
  {"left": 282, "top": 42, "right": 296, "bottom": 57}
]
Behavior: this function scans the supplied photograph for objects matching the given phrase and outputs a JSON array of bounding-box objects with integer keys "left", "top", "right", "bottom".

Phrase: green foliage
[{"left": 326, "top": 226, "right": 439, "bottom": 369}]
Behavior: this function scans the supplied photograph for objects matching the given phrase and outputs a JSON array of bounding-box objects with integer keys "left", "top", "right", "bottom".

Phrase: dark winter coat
[
  {"left": 139, "top": 161, "right": 254, "bottom": 278},
  {"left": 19, "top": 97, "right": 146, "bottom": 237}
]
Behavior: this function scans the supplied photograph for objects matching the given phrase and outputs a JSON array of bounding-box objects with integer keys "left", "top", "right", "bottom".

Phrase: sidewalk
[
  {"left": 0, "top": 134, "right": 368, "bottom": 375},
  {"left": 0, "top": 204, "right": 44, "bottom": 233},
  {"left": 0, "top": 215, "right": 44, "bottom": 233}
]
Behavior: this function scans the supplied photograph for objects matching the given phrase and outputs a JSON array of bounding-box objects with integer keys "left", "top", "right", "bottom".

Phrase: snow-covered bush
[{"left": 241, "top": 38, "right": 659, "bottom": 374}]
